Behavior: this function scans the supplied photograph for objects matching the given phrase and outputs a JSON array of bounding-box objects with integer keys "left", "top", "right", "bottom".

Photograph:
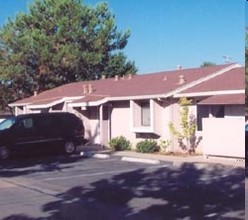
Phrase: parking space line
[
  {"left": 91, "top": 158, "right": 118, "bottom": 162},
  {"left": 43, "top": 164, "right": 169, "bottom": 181}
]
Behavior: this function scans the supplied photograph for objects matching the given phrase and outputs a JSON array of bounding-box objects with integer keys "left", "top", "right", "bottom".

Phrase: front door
[{"left": 101, "top": 105, "right": 110, "bottom": 147}]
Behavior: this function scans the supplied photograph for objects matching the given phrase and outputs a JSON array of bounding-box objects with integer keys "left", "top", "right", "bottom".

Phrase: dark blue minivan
[{"left": 0, "top": 112, "right": 85, "bottom": 159}]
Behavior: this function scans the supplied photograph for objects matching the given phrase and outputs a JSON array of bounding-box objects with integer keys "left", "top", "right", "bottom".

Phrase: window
[
  {"left": 141, "top": 102, "right": 150, "bottom": 126},
  {"left": 18, "top": 118, "right": 34, "bottom": 129},
  {"left": 0, "top": 117, "right": 16, "bottom": 131},
  {"left": 211, "top": 105, "right": 224, "bottom": 118},
  {"left": 197, "top": 105, "right": 224, "bottom": 131},
  {"left": 197, "top": 105, "right": 209, "bottom": 131},
  {"left": 131, "top": 100, "right": 155, "bottom": 133}
]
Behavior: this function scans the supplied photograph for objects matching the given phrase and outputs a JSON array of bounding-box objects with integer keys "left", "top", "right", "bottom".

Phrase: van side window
[{"left": 17, "top": 118, "right": 34, "bottom": 129}]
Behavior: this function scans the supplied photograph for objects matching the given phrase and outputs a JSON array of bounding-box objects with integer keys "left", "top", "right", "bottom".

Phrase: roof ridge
[
  {"left": 165, "top": 63, "right": 240, "bottom": 98},
  {"left": 136, "top": 63, "right": 235, "bottom": 76}
]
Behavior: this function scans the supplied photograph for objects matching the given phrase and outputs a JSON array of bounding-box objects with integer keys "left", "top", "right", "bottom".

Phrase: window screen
[{"left": 141, "top": 102, "right": 150, "bottom": 126}]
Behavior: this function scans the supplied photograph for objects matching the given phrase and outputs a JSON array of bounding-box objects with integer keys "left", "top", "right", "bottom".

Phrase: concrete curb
[
  {"left": 93, "top": 154, "right": 111, "bottom": 159},
  {"left": 80, "top": 152, "right": 110, "bottom": 159},
  {"left": 112, "top": 151, "right": 245, "bottom": 168},
  {"left": 121, "top": 157, "right": 160, "bottom": 165}
]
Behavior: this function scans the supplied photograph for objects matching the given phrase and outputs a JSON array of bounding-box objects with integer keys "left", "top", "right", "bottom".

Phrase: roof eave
[
  {"left": 11, "top": 96, "right": 84, "bottom": 109},
  {"left": 174, "top": 90, "right": 245, "bottom": 98}
]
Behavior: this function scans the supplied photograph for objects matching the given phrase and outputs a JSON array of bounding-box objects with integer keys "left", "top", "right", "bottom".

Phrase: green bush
[
  {"left": 109, "top": 136, "right": 131, "bottom": 151},
  {"left": 136, "top": 140, "right": 159, "bottom": 153}
]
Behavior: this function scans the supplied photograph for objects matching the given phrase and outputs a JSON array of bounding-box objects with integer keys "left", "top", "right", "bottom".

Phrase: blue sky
[{"left": 0, "top": 0, "right": 245, "bottom": 74}]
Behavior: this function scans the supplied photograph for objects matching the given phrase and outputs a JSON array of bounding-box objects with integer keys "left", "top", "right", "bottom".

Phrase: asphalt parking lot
[{"left": 0, "top": 153, "right": 245, "bottom": 220}]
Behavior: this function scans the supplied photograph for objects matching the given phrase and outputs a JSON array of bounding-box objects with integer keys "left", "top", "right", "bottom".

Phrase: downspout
[
  {"left": 99, "top": 105, "right": 103, "bottom": 148},
  {"left": 108, "top": 104, "right": 112, "bottom": 144}
]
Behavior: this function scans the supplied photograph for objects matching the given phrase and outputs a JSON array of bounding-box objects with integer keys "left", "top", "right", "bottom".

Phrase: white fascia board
[
  {"left": 69, "top": 97, "right": 109, "bottom": 107},
  {"left": 9, "top": 102, "right": 31, "bottom": 107},
  {"left": 165, "top": 63, "right": 240, "bottom": 98},
  {"left": 174, "top": 90, "right": 245, "bottom": 98},
  {"left": 27, "top": 96, "right": 83, "bottom": 109},
  {"left": 68, "top": 102, "right": 86, "bottom": 108},
  {"left": 108, "top": 94, "right": 168, "bottom": 101},
  {"left": 87, "top": 98, "right": 109, "bottom": 106},
  {"left": 69, "top": 94, "right": 170, "bottom": 108},
  {"left": 27, "top": 99, "right": 64, "bottom": 109}
]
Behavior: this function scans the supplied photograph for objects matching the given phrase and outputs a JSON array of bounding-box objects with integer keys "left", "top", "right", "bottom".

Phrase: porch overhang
[
  {"left": 26, "top": 96, "right": 83, "bottom": 109},
  {"left": 198, "top": 93, "right": 245, "bottom": 105}
]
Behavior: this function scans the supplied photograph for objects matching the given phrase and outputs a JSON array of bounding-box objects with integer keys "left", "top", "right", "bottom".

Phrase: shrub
[
  {"left": 109, "top": 136, "right": 131, "bottom": 151},
  {"left": 136, "top": 140, "right": 159, "bottom": 153},
  {"left": 159, "top": 139, "right": 171, "bottom": 152}
]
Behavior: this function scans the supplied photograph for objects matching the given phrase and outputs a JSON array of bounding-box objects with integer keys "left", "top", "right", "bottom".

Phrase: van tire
[
  {"left": 0, "top": 146, "right": 10, "bottom": 160},
  {"left": 64, "top": 141, "right": 76, "bottom": 154}
]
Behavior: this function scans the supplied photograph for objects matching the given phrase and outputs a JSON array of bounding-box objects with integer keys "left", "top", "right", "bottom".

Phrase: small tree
[{"left": 169, "top": 97, "right": 200, "bottom": 154}]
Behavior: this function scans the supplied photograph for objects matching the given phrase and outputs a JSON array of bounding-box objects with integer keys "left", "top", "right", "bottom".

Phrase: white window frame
[{"left": 130, "top": 99, "right": 155, "bottom": 133}]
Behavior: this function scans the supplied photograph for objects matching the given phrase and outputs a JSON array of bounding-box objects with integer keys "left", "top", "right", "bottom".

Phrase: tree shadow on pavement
[
  {"left": 0, "top": 153, "right": 86, "bottom": 178},
  {"left": 2, "top": 163, "right": 245, "bottom": 220}
]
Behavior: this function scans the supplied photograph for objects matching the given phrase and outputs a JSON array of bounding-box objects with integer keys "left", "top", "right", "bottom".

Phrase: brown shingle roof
[
  {"left": 178, "top": 67, "right": 244, "bottom": 94},
  {"left": 28, "top": 97, "right": 64, "bottom": 106},
  {"left": 198, "top": 94, "right": 245, "bottom": 105},
  {"left": 10, "top": 63, "right": 240, "bottom": 106},
  {"left": 72, "top": 95, "right": 107, "bottom": 104}
]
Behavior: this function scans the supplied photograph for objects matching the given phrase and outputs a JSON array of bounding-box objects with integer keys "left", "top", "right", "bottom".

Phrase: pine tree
[{"left": 0, "top": 0, "right": 137, "bottom": 109}]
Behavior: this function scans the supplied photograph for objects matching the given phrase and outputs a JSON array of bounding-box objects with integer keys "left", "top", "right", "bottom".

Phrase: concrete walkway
[{"left": 78, "top": 145, "right": 245, "bottom": 168}]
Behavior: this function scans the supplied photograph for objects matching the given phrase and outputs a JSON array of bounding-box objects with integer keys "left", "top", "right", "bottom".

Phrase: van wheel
[
  {"left": 0, "top": 146, "right": 10, "bottom": 160},
  {"left": 64, "top": 141, "right": 75, "bottom": 154}
]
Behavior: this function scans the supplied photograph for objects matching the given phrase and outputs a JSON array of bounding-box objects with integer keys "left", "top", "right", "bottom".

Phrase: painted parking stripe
[{"left": 43, "top": 164, "right": 169, "bottom": 181}]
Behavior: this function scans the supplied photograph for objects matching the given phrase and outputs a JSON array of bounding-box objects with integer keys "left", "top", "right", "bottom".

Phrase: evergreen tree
[
  {"left": 0, "top": 0, "right": 137, "bottom": 109},
  {"left": 200, "top": 61, "right": 216, "bottom": 67}
]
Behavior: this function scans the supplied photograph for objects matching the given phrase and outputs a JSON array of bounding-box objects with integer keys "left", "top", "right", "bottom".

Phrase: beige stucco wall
[
  {"left": 71, "top": 106, "right": 100, "bottom": 144},
  {"left": 202, "top": 117, "right": 245, "bottom": 158},
  {"left": 110, "top": 99, "right": 180, "bottom": 150},
  {"left": 110, "top": 101, "right": 136, "bottom": 148}
]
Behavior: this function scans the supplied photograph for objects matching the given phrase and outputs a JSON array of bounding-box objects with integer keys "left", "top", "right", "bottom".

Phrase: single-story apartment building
[{"left": 9, "top": 63, "right": 245, "bottom": 158}]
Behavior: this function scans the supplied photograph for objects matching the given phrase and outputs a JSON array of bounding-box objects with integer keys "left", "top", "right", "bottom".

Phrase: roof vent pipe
[
  {"left": 114, "top": 75, "right": 119, "bottom": 81},
  {"left": 101, "top": 75, "right": 106, "bottom": 80},
  {"left": 83, "top": 84, "right": 88, "bottom": 94},
  {"left": 178, "top": 75, "right": 186, "bottom": 84},
  {"left": 34, "top": 91, "right": 38, "bottom": 96},
  {"left": 128, "top": 74, "right": 133, "bottom": 80},
  {"left": 88, "top": 84, "right": 93, "bottom": 93}
]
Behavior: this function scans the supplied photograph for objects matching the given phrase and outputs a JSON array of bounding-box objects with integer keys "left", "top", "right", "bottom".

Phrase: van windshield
[{"left": 0, "top": 117, "right": 16, "bottom": 131}]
